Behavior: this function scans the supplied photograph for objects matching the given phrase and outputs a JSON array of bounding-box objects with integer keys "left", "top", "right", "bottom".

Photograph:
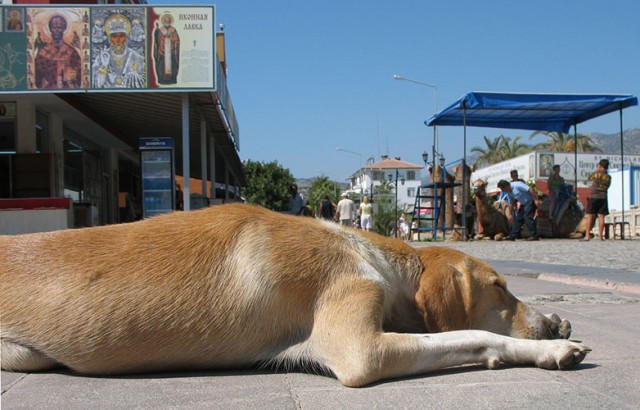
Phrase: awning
[
  {"left": 426, "top": 92, "right": 638, "bottom": 132},
  {"left": 425, "top": 91, "right": 638, "bottom": 239}
]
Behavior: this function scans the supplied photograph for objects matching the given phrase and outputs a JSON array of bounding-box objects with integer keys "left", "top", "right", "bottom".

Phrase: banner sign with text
[{"left": 0, "top": 5, "right": 215, "bottom": 92}]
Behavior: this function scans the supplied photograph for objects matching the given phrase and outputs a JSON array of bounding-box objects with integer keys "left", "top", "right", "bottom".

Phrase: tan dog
[{"left": 0, "top": 204, "right": 590, "bottom": 387}]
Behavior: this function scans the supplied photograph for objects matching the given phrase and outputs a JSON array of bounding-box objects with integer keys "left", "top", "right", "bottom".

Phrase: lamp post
[
  {"left": 336, "top": 147, "right": 364, "bottom": 200},
  {"left": 388, "top": 170, "right": 405, "bottom": 238},
  {"left": 394, "top": 74, "right": 443, "bottom": 182},
  {"left": 335, "top": 147, "right": 362, "bottom": 170},
  {"left": 393, "top": 74, "right": 439, "bottom": 152}
]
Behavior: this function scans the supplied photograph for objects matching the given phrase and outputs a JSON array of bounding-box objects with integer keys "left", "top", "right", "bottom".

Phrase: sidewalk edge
[{"left": 537, "top": 273, "right": 640, "bottom": 295}]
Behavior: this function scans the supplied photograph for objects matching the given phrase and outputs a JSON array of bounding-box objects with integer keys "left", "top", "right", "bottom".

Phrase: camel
[
  {"left": 428, "top": 164, "right": 455, "bottom": 233},
  {"left": 453, "top": 162, "right": 474, "bottom": 240},
  {"left": 542, "top": 185, "right": 587, "bottom": 239},
  {"left": 472, "top": 179, "right": 511, "bottom": 240},
  {"left": 472, "top": 180, "right": 587, "bottom": 240}
]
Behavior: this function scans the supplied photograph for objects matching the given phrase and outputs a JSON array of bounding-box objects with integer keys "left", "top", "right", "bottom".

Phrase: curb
[{"left": 537, "top": 273, "right": 640, "bottom": 295}]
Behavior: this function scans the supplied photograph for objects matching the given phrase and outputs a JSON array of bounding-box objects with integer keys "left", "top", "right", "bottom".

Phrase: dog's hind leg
[{"left": 1, "top": 340, "right": 59, "bottom": 372}]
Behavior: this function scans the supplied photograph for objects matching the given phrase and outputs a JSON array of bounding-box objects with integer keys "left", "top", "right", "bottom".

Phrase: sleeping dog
[{"left": 0, "top": 204, "right": 590, "bottom": 387}]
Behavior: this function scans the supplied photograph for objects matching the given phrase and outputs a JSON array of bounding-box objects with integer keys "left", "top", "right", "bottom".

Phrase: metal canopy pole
[
  {"left": 574, "top": 124, "right": 578, "bottom": 195},
  {"left": 620, "top": 108, "right": 626, "bottom": 239},
  {"left": 462, "top": 100, "right": 467, "bottom": 241},
  {"left": 182, "top": 93, "right": 190, "bottom": 211}
]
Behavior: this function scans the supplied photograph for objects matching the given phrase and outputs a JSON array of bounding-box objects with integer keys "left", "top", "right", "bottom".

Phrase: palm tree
[
  {"left": 499, "top": 135, "right": 532, "bottom": 160},
  {"left": 529, "top": 131, "right": 601, "bottom": 153},
  {"left": 471, "top": 135, "right": 504, "bottom": 167},
  {"left": 471, "top": 135, "right": 533, "bottom": 167}
]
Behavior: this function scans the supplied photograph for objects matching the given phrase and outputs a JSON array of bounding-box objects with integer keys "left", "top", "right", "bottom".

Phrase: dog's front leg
[
  {"left": 325, "top": 329, "right": 590, "bottom": 387},
  {"left": 313, "top": 277, "right": 589, "bottom": 387},
  {"left": 367, "top": 330, "right": 590, "bottom": 385},
  {"left": 412, "top": 330, "right": 589, "bottom": 370}
]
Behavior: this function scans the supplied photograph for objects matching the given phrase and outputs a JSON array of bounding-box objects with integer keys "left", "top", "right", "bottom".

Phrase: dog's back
[{"left": 1, "top": 204, "right": 418, "bottom": 375}]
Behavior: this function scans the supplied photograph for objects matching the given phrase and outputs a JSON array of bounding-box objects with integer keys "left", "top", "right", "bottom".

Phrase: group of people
[
  {"left": 287, "top": 184, "right": 374, "bottom": 231},
  {"left": 496, "top": 159, "right": 611, "bottom": 241},
  {"left": 320, "top": 192, "right": 374, "bottom": 231}
]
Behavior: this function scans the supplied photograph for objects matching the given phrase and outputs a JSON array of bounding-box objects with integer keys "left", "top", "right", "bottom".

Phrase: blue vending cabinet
[{"left": 140, "top": 138, "right": 175, "bottom": 218}]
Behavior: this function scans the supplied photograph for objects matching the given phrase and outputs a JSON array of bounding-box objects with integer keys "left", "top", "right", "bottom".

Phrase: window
[
  {"left": 407, "top": 187, "right": 416, "bottom": 197},
  {"left": 407, "top": 171, "right": 416, "bottom": 180}
]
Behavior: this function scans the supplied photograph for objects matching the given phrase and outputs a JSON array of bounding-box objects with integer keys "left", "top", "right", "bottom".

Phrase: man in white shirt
[{"left": 336, "top": 193, "right": 355, "bottom": 227}]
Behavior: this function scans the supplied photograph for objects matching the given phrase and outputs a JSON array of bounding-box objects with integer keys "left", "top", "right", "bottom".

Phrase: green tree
[
  {"left": 471, "top": 135, "right": 505, "bottom": 167},
  {"left": 529, "top": 131, "right": 601, "bottom": 153},
  {"left": 373, "top": 179, "right": 398, "bottom": 236},
  {"left": 471, "top": 135, "right": 533, "bottom": 168},
  {"left": 500, "top": 135, "right": 531, "bottom": 159},
  {"left": 242, "top": 160, "right": 295, "bottom": 211},
  {"left": 308, "top": 176, "right": 339, "bottom": 215}
]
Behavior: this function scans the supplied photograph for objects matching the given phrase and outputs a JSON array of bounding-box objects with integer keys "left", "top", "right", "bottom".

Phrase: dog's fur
[{"left": 1, "top": 204, "right": 590, "bottom": 387}]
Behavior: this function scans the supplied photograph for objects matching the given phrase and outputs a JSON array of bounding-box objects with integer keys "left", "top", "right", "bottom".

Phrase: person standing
[
  {"left": 510, "top": 169, "right": 526, "bottom": 183},
  {"left": 547, "top": 164, "right": 565, "bottom": 221},
  {"left": 336, "top": 193, "right": 355, "bottom": 227},
  {"left": 582, "top": 159, "right": 611, "bottom": 241},
  {"left": 287, "top": 184, "right": 304, "bottom": 215},
  {"left": 497, "top": 179, "right": 541, "bottom": 241},
  {"left": 358, "top": 196, "right": 374, "bottom": 231},
  {"left": 319, "top": 195, "right": 335, "bottom": 221}
]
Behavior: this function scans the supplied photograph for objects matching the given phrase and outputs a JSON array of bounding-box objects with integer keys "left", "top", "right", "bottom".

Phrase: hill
[{"left": 589, "top": 128, "right": 640, "bottom": 154}]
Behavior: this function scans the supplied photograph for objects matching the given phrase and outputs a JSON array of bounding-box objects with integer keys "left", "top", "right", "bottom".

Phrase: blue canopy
[
  {"left": 424, "top": 91, "right": 638, "bottom": 239},
  {"left": 426, "top": 92, "right": 638, "bottom": 133}
]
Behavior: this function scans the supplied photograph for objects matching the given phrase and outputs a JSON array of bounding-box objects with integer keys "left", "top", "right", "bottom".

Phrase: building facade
[
  {"left": 345, "top": 155, "right": 426, "bottom": 211},
  {"left": 0, "top": 2, "right": 245, "bottom": 234}
]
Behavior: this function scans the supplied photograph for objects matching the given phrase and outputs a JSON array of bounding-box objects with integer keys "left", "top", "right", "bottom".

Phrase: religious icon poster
[
  {"left": 90, "top": 7, "right": 147, "bottom": 89},
  {"left": 148, "top": 7, "right": 214, "bottom": 89},
  {"left": 0, "top": 4, "right": 215, "bottom": 93},
  {"left": 26, "top": 8, "right": 90, "bottom": 90}
]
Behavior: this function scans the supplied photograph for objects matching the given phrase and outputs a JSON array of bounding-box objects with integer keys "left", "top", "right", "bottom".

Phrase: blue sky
[{"left": 148, "top": 0, "right": 640, "bottom": 180}]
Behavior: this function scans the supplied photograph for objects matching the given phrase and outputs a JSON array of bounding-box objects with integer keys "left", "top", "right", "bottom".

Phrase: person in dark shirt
[
  {"left": 582, "top": 159, "right": 611, "bottom": 241},
  {"left": 319, "top": 195, "right": 335, "bottom": 221}
]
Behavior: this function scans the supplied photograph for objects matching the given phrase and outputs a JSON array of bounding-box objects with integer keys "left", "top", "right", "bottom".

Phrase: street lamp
[
  {"left": 388, "top": 170, "right": 405, "bottom": 238},
  {"left": 420, "top": 150, "right": 446, "bottom": 175},
  {"left": 394, "top": 74, "right": 444, "bottom": 183},
  {"left": 335, "top": 147, "right": 362, "bottom": 170},
  {"left": 336, "top": 147, "right": 364, "bottom": 200},
  {"left": 393, "top": 74, "right": 439, "bottom": 152}
]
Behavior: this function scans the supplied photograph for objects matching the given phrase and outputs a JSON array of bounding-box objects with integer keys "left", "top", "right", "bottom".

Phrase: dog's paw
[
  {"left": 545, "top": 313, "right": 572, "bottom": 339},
  {"left": 536, "top": 340, "right": 591, "bottom": 370}
]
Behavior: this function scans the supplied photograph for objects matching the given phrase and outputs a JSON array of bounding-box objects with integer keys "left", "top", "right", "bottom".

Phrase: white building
[{"left": 345, "top": 156, "right": 426, "bottom": 210}]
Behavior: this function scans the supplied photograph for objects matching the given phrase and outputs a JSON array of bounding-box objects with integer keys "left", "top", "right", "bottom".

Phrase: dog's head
[{"left": 413, "top": 247, "right": 570, "bottom": 340}]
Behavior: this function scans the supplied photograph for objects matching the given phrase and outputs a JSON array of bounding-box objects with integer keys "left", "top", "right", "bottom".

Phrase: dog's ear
[{"left": 415, "top": 263, "right": 468, "bottom": 333}]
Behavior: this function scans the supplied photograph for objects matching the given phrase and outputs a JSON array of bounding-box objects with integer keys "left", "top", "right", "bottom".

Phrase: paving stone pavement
[{"left": 2, "top": 238, "right": 639, "bottom": 409}]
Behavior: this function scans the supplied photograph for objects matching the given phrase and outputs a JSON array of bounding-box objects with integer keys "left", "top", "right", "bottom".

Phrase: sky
[{"left": 148, "top": 0, "right": 640, "bottom": 181}]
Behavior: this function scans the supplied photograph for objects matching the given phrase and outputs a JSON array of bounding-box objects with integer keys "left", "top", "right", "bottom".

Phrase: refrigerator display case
[{"left": 139, "top": 138, "right": 175, "bottom": 218}]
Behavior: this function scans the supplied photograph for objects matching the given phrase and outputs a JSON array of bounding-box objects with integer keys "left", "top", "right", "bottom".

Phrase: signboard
[
  {"left": 472, "top": 151, "right": 640, "bottom": 192},
  {"left": 0, "top": 5, "right": 215, "bottom": 93},
  {"left": 139, "top": 137, "right": 173, "bottom": 149},
  {"left": 470, "top": 154, "right": 534, "bottom": 193}
]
